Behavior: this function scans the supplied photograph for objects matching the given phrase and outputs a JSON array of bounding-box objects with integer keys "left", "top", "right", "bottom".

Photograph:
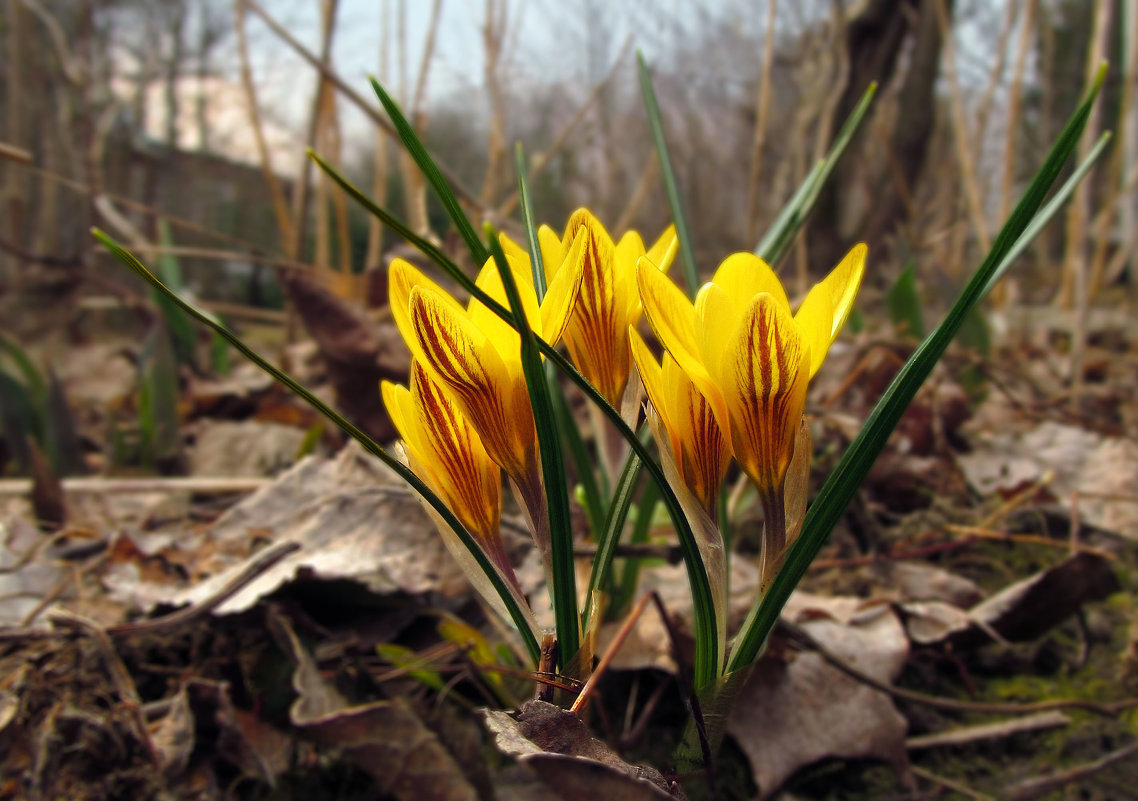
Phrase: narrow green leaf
[
  {"left": 515, "top": 144, "right": 548, "bottom": 301},
  {"left": 637, "top": 52, "right": 699, "bottom": 297},
  {"left": 585, "top": 445, "right": 645, "bottom": 628},
  {"left": 552, "top": 355, "right": 606, "bottom": 538},
  {"left": 370, "top": 77, "right": 489, "bottom": 267},
  {"left": 728, "top": 65, "right": 1109, "bottom": 674},
  {"left": 485, "top": 229, "right": 579, "bottom": 664},
  {"left": 153, "top": 220, "right": 199, "bottom": 368},
  {"left": 93, "top": 228, "right": 541, "bottom": 667},
  {"left": 755, "top": 83, "right": 877, "bottom": 266}
]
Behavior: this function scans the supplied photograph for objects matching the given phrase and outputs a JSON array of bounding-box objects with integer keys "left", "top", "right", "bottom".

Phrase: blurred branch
[
  {"left": 494, "top": 35, "right": 631, "bottom": 220},
  {"left": 19, "top": 0, "right": 83, "bottom": 86},
  {"left": 234, "top": 0, "right": 297, "bottom": 253},
  {"left": 1061, "top": 0, "right": 1112, "bottom": 401},
  {"left": 244, "top": 0, "right": 484, "bottom": 212},
  {"left": 935, "top": 0, "right": 991, "bottom": 255},
  {"left": 480, "top": 0, "right": 509, "bottom": 207}
]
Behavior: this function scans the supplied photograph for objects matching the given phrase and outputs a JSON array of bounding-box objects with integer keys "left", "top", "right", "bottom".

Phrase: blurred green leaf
[
  {"left": 0, "top": 333, "right": 46, "bottom": 402},
  {"left": 0, "top": 367, "right": 39, "bottom": 473},
  {"left": 138, "top": 318, "right": 181, "bottom": 467},
  {"left": 886, "top": 262, "right": 926, "bottom": 339}
]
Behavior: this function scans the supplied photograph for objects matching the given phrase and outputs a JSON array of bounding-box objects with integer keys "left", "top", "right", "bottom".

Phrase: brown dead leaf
[
  {"left": 159, "top": 443, "right": 470, "bottom": 615},
  {"left": 727, "top": 595, "right": 911, "bottom": 799}
]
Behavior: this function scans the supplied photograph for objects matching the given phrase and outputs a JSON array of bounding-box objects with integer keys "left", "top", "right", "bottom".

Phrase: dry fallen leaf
[{"left": 727, "top": 595, "right": 911, "bottom": 799}]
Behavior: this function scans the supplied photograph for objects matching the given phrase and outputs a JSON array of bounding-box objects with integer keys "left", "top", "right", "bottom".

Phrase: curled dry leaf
[
  {"left": 483, "top": 701, "right": 683, "bottom": 800},
  {"left": 899, "top": 552, "right": 1120, "bottom": 647}
]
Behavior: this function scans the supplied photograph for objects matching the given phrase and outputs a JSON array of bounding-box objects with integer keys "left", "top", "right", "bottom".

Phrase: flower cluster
[{"left": 382, "top": 205, "right": 865, "bottom": 623}]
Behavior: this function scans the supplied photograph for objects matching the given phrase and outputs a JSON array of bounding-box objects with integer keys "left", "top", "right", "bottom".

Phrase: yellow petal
[
  {"left": 539, "top": 225, "right": 563, "bottom": 285},
  {"left": 540, "top": 226, "right": 586, "bottom": 347},
  {"left": 709, "top": 252, "right": 790, "bottom": 319},
  {"left": 646, "top": 224, "right": 679, "bottom": 274},
  {"left": 381, "top": 379, "right": 419, "bottom": 453},
  {"left": 629, "top": 326, "right": 675, "bottom": 444},
  {"left": 637, "top": 256, "right": 706, "bottom": 385},
  {"left": 410, "top": 362, "right": 501, "bottom": 544},
  {"left": 693, "top": 282, "right": 738, "bottom": 406},
  {"left": 498, "top": 231, "right": 532, "bottom": 266},
  {"left": 794, "top": 243, "right": 867, "bottom": 378},
  {"left": 389, "top": 259, "right": 463, "bottom": 361},
  {"left": 467, "top": 254, "right": 540, "bottom": 367},
  {"left": 723, "top": 292, "right": 811, "bottom": 491},
  {"left": 409, "top": 285, "right": 533, "bottom": 482},
  {"left": 614, "top": 230, "right": 647, "bottom": 322}
]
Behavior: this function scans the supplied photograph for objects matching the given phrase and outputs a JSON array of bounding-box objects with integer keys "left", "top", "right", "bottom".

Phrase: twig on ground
[
  {"left": 905, "top": 710, "right": 1070, "bottom": 751},
  {"left": 911, "top": 765, "right": 995, "bottom": 801},
  {"left": 1003, "top": 740, "right": 1138, "bottom": 800}
]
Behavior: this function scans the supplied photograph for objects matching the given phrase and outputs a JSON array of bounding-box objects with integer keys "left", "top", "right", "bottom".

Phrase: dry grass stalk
[
  {"left": 234, "top": 0, "right": 297, "bottom": 255},
  {"left": 1060, "top": 0, "right": 1112, "bottom": 400},
  {"left": 365, "top": 2, "right": 393, "bottom": 272},
  {"left": 745, "top": 0, "right": 779, "bottom": 245},
  {"left": 494, "top": 37, "right": 632, "bottom": 221},
  {"left": 480, "top": 0, "right": 509, "bottom": 209}
]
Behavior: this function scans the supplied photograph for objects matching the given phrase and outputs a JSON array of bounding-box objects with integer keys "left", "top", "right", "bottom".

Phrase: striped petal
[
  {"left": 794, "top": 243, "right": 867, "bottom": 378},
  {"left": 630, "top": 328, "right": 728, "bottom": 518},
  {"left": 409, "top": 362, "right": 502, "bottom": 552},
  {"left": 409, "top": 285, "right": 534, "bottom": 483},
  {"left": 560, "top": 209, "right": 625, "bottom": 406},
  {"left": 389, "top": 258, "right": 463, "bottom": 362},
  {"left": 723, "top": 292, "right": 811, "bottom": 492}
]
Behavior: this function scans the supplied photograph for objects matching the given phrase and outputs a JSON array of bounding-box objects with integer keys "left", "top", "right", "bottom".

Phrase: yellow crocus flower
[
  {"left": 502, "top": 209, "right": 678, "bottom": 408},
  {"left": 387, "top": 235, "right": 586, "bottom": 563},
  {"left": 637, "top": 244, "right": 866, "bottom": 577},
  {"left": 382, "top": 361, "right": 513, "bottom": 586},
  {"left": 383, "top": 361, "right": 538, "bottom": 636},
  {"left": 628, "top": 329, "right": 730, "bottom": 520}
]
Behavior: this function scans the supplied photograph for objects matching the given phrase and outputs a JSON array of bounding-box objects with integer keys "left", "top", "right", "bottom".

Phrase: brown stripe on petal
[{"left": 734, "top": 299, "right": 804, "bottom": 490}]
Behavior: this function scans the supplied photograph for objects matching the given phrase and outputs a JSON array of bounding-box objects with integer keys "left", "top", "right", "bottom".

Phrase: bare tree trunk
[{"left": 809, "top": 0, "right": 953, "bottom": 278}]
